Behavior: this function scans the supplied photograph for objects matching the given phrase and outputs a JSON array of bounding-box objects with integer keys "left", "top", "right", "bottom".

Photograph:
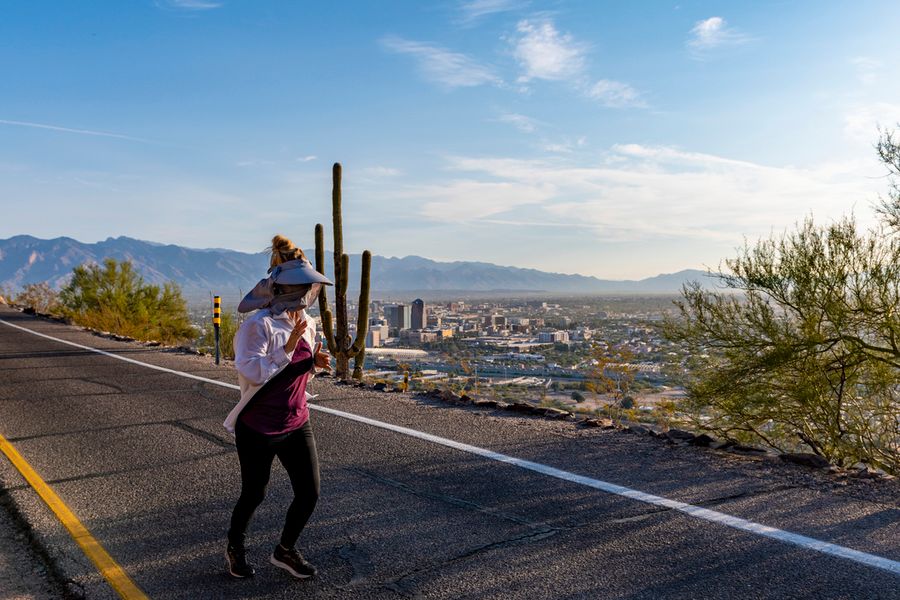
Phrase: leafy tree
[
  {"left": 664, "top": 131, "right": 900, "bottom": 474},
  {"left": 14, "top": 283, "right": 61, "bottom": 314},
  {"left": 60, "top": 258, "right": 194, "bottom": 344}
]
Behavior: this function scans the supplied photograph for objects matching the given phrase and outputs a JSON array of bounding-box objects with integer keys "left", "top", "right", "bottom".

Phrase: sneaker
[
  {"left": 226, "top": 543, "right": 255, "bottom": 578},
  {"left": 270, "top": 544, "right": 317, "bottom": 579}
]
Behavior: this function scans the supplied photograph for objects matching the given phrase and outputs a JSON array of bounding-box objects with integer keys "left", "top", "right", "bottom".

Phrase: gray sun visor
[{"left": 238, "top": 259, "right": 332, "bottom": 314}]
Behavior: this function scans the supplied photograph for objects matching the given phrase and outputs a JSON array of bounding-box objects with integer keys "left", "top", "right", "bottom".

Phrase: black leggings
[{"left": 228, "top": 419, "right": 320, "bottom": 549}]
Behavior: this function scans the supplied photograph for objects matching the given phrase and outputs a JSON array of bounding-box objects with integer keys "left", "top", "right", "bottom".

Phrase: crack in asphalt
[
  {"left": 384, "top": 528, "right": 559, "bottom": 598},
  {"left": 1, "top": 450, "right": 233, "bottom": 491},
  {"left": 350, "top": 466, "right": 569, "bottom": 533},
  {"left": 348, "top": 466, "right": 564, "bottom": 597},
  {"left": 6, "top": 418, "right": 226, "bottom": 444},
  {"left": 169, "top": 421, "right": 235, "bottom": 449}
]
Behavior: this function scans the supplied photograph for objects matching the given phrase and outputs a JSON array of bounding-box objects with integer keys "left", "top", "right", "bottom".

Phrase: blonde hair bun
[{"left": 269, "top": 234, "right": 306, "bottom": 268}]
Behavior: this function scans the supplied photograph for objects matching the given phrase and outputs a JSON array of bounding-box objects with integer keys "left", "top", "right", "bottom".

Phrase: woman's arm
[{"left": 234, "top": 317, "right": 291, "bottom": 385}]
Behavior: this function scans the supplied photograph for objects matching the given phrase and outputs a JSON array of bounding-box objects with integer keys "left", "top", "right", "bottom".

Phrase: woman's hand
[
  {"left": 313, "top": 342, "right": 332, "bottom": 372},
  {"left": 283, "top": 318, "right": 308, "bottom": 354}
]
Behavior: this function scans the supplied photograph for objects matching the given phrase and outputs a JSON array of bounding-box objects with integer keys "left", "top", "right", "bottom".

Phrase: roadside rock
[
  {"left": 665, "top": 429, "right": 696, "bottom": 444},
  {"left": 780, "top": 453, "right": 831, "bottom": 469},
  {"left": 535, "top": 407, "right": 572, "bottom": 420},
  {"left": 473, "top": 399, "right": 499, "bottom": 408},
  {"left": 625, "top": 424, "right": 650, "bottom": 435},
  {"left": 579, "top": 417, "right": 615, "bottom": 428},
  {"left": 508, "top": 402, "right": 537, "bottom": 414},
  {"left": 690, "top": 434, "right": 717, "bottom": 447}
]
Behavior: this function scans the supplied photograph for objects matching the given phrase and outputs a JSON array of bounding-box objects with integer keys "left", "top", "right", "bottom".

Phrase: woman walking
[{"left": 223, "top": 235, "right": 333, "bottom": 579}]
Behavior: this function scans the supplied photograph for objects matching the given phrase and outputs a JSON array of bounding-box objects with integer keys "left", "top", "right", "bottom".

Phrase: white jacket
[{"left": 223, "top": 307, "right": 318, "bottom": 434}]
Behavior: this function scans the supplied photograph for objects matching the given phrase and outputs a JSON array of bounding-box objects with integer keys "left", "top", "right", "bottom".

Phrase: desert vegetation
[
  {"left": 665, "top": 130, "right": 900, "bottom": 474},
  {"left": 59, "top": 258, "right": 194, "bottom": 344}
]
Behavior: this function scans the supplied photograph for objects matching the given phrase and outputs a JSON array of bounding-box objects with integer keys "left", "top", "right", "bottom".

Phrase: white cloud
[
  {"left": 851, "top": 57, "right": 881, "bottom": 85},
  {"left": 458, "top": 0, "right": 523, "bottom": 24},
  {"left": 508, "top": 19, "right": 645, "bottom": 108},
  {"left": 844, "top": 103, "right": 900, "bottom": 143},
  {"left": 361, "top": 166, "right": 402, "bottom": 177},
  {"left": 415, "top": 180, "right": 556, "bottom": 221},
  {"left": 415, "top": 146, "right": 881, "bottom": 243},
  {"left": 687, "top": 17, "right": 751, "bottom": 54},
  {"left": 0, "top": 119, "right": 152, "bottom": 143},
  {"left": 543, "top": 136, "right": 586, "bottom": 153},
  {"left": 587, "top": 80, "right": 645, "bottom": 108},
  {"left": 381, "top": 36, "right": 502, "bottom": 89},
  {"left": 297, "top": 155, "right": 317, "bottom": 162},
  {"left": 512, "top": 19, "right": 587, "bottom": 82},
  {"left": 497, "top": 112, "right": 539, "bottom": 133},
  {"left": 156, "top": 0, "right": 222, "bottom": 10}
]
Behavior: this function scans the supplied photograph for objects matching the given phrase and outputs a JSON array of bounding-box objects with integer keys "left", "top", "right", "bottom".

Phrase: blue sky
[{"left": 2, "top": 1, "right": 900, "bottom": 278}]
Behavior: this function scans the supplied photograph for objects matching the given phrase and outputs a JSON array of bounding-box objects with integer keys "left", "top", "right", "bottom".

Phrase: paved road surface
[{"left": 0, "top": 306, "right": 898, "bottom": 599}]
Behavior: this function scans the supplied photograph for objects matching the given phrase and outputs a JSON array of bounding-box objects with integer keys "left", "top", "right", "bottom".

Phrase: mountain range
[{"left": 0, "top": 235, "right": 712, "bottom": 300}]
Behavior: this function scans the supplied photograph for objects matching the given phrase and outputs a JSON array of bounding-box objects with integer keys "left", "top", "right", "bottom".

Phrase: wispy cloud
[
  {"left": 512, "top": 19, "right": 587, "bottom": 83},
  {"left": 687, "top": 17, "right": 751, "bottom": 56},
  {"left": 458, "top": 0, "right": 524, "bottom": 24},
  {"left": 543, "top": 136, "right": 586, "bottom": 153},
  {"left": 409, "top": 146, "right": 879, "bottom": 243},
  {"left": 497, "top": 112, "right": 539, "bottom": 133},
  {"left": 297, "top": 155, "right": 317, "bottom": 162},
  {"left": 587, "top": 80, "right": 645, "bottom": 108},
  {"left": 361, "top": 166, "right": 402, "bottom": 177},
  {"left": 509, "top": 18, "right": 645, "bottom": 108},
  {"left": 0, "top": 119, "right": 152, "bottom": 143},
  {"left": 155, "top": 0, "right": 222, "bottom": 10},
  {"left": 844, "top": 103, "right": 900, "bottom": 143},
  {"left": 381, "top": 35, "right": 502, "bottom": 89},
  {"left": 851, "top": 57, "right": 881, "bottom": 85}
]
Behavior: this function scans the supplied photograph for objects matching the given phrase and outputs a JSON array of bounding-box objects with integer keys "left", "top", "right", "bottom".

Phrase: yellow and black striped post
[{"left": 213, "top": 295, "right": 221, "bottom": 365}]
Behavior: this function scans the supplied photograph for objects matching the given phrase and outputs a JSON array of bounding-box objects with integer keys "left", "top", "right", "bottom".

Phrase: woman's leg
[
  {"left": 228, "top": 423, "right": 276, "bottom": 548},
  {"left": 274, "top": 421, "right": 320, "bottom": 548}
]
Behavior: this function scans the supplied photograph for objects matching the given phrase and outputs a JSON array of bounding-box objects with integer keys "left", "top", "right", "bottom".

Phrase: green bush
[
  {"left": 197, "top": 310, "right": 239, "bottom": 360},
  {"left": 60, "top": 258, "right": 194, "bottom": 344}
]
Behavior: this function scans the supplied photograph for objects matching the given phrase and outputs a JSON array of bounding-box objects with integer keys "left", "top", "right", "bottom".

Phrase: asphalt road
[{"left": 0, "top": 305, "right": 898, "bottom": 599}]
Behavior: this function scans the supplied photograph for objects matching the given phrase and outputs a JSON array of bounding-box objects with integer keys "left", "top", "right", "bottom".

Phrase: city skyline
[{"left": 2, "top": 2, "right": 900, "bottom": 278}]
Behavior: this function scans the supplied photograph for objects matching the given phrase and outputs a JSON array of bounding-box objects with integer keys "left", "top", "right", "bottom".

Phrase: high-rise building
[
  {"left": 385, "top": 304, "right": 411, "bottom": 332},
  {"left": 411, "top": 298, "right": 426, "bottom": 330},
  {"left": 366, "top": 328, "right": 382, "bottom": 348}
]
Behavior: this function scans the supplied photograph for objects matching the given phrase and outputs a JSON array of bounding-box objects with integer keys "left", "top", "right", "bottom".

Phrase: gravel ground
[{"left": 0, "top": 490, "right": 71, "bottom": 600}]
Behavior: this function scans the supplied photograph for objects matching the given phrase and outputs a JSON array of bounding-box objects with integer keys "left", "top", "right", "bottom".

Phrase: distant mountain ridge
[{"left": 0, "top": 235, "right": 712, "bottom": 298}]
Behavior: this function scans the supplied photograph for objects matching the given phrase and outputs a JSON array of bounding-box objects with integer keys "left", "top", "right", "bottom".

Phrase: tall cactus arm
[
  {"left": 352, "top": 347, "right": 366, "bottom": 381},
  {"left": 332, "top": 163, "right": 349, "bottom": 357},
  {"left": 320, "top": 307, "right": 337, "bottom": 355},
  {"left": 314, "top": 223, "right": 337, "bottom": 354},
  {"left": 340, "top": 253, "right": 350, "bottom": 298},
  {"left": 349, "top": 250, "right": 371, "bottom": 356}
]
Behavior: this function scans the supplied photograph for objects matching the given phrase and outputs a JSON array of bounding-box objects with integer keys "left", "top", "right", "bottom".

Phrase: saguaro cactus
[{"left": 315, "top": 163, "right": 372, "bottom": 380}]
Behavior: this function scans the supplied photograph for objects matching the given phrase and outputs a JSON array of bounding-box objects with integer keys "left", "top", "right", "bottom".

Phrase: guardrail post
[{"left": 213, "top": 295, "right": 221, "bottom": 365}]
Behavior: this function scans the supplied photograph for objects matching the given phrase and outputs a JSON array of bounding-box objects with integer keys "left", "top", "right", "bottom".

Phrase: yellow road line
[{"left": 0, "top": 432, "right": 149, "bottom": 600}]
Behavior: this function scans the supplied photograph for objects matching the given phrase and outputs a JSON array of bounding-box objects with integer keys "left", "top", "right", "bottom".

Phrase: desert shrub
[
  {"left": 571, "top": 391, "right": 586, "bottom": 403},
  {"left": 14, "top": 282, "right": 61, "bottom": 314},
  {"left": 60, "top": 258, "right": 194, "bottom": 344},
  {"left": 197, "top": 309, "right": 239, "bottom": 360}
]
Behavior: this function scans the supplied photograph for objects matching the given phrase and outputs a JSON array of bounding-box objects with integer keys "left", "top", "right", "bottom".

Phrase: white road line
[{"left": 2, "top": 317, "right": 899, "bottom": 577}]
